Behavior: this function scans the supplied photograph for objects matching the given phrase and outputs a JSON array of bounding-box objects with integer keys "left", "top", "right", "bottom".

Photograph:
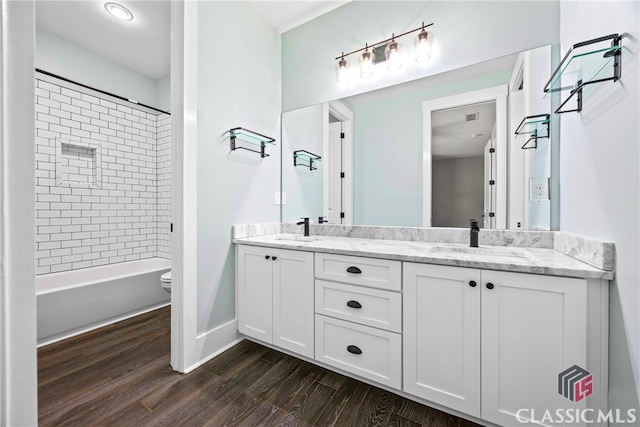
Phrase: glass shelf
[
  {"left": 514, "top": 114, "right": 550, "bottom": 150},
  {"left": 293, "top": 150, "right": 322, "bottom": 170},
  {"left": 544, "top": 34, "right": 621, "bottom": 114},
  {"left": 228, "top": 127, "right": 275, "bottom": 158}
]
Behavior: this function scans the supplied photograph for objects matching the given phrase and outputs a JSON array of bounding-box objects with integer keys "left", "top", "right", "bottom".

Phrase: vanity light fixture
[
  {"left": 104, "top": 2, "right": 134, "bottom": 21},
  {"left": 334, "top": 21, "right": 434, "bottom": 85},
  {"left": 415, "top": 22, "right": 434, "bottom": 62},
  {"left": 359, "top": 44, "right": 375, "bottom": 79},
  {"left": 336, "top": 52, "right": 351, "bottom": 86}
]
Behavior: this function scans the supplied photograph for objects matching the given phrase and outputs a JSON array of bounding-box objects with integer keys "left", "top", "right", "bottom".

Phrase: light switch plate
[
  {"left": 274, "top": 191, "right": 281, "bottom": 205},
  {"left": 281, "top": 192, "right": 287, "bottom": 205}
]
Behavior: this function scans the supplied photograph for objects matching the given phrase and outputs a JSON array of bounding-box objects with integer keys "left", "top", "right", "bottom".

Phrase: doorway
[
  {"left": 422, "top": 85, "right": 508, "bottom": 228},
  {"left": 323, "top": 100, "right": 354, "bottom": 225},
  {"left": 430, "top": 101, "right": 497, "bottom": 228}
]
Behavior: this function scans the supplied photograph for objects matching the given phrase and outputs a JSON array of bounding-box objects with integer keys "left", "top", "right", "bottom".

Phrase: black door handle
[
  {"left": 265, "top": 255, "right": 271, "bottom": 260},
  {"left": 486, "top": 282, "right": 495, "bottom": 290},
  {"left": 347, "top": 345, "right": 362, "bottom": 355},
  {"left": 469, "top": 280, "right": 477, "bottom": 287},
  {"left": 346, "top": 266, "right": 362, "bottom": 274},
  {"left": 272, "top": 256, "right": 277, "bottom": 261},
  {"left": 346, "top": 300, "right": 362, "bottom": 309}
]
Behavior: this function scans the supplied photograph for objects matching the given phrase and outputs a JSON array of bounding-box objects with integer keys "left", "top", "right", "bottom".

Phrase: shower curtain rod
[{"left": 35, "top": 68, "right": 171, "bottom": 116}]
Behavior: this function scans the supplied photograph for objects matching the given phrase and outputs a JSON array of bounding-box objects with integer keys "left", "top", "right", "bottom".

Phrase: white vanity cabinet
[
  {"left": 404, "top": 263, "right": 607, "bottom": 426},
  {"left": 236, "top": 245, "right": 314, "bottom": 358},
  {"left": 314, "top": 253, "right": 403, "bottom": 388},
  {"left": 403, "top": 264, "right": 481, "bottom": 417}
]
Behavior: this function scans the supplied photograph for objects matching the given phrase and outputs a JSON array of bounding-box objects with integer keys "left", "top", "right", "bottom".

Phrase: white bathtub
[{"left": 36, "top": 258, "right": 171, "bottom": 346}]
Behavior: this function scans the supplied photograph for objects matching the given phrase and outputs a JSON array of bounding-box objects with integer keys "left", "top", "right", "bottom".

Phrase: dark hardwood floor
[{"left": 38, "top": 306, "right": 480, "bottom": 426}]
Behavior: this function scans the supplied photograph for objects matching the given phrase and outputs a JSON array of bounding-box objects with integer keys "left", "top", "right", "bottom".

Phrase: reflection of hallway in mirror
[{"left": 431, "top": 101, "right": 496, "bottom": 228}]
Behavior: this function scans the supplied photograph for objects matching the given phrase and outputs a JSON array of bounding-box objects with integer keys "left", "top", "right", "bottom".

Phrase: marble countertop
[{"left": 233, "top": 233, "right": 613, "bottom": 280}]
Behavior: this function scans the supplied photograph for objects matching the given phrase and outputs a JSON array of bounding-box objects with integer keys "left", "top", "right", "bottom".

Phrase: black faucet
[
  {"left": 470, "top": 219, "right": 479, "bottom": 248},
  {"left": 297, "top": 217, "right": 310, "bottom": 236},
  {"left": 318, "top": 216, "right": 328, "bottom": 224}
]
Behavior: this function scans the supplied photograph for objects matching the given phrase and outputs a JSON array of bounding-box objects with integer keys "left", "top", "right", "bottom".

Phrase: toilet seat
[{"left": 161, "top": 271, "right": 171, "bottom": 283}]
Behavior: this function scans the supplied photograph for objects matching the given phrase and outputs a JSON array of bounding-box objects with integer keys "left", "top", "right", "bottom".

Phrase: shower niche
[{"left": 55, "top": 138, "right": 102, "bottom": 188}]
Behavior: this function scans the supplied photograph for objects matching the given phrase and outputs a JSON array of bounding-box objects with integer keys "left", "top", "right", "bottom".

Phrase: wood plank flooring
[{"left": 38, "top": 307, "right": 480, "bottom": 426}]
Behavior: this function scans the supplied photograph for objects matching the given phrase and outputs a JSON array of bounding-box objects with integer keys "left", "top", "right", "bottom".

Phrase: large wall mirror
[{"left": 282, "top": 45, "right": 554, "bottom": 230}]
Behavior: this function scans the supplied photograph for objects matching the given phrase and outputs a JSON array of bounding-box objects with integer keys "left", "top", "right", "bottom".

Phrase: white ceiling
[
  {"left": 36, "top": 1, "right": 171, "bottom": 79},
  {"left": 432, "top": 101, "right": 496, "bottom": 159},
  {"left": 36, "top": 1, "right": 347, "bottom": 80},
  {"left": 247, "top": 1, "right": 350, "bottom": 33}
]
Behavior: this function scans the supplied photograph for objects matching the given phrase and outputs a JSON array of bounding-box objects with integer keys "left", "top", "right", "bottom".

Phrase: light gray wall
[
  {"left": 0, "top": 1, "right": 38, "bottom": 424},
  {"left": 282, "top": 104, "right": 324, "bottom": 221},
  {"left": 155, "top": 73, "right": 171, "bottom": 112},
  {"left": 559, "top": 0, "right": 640, "bottom": 418},
  {"left": 195, "top": 1, "right": 281, "bottom": 334},
  {"left": 36, "top": 29, "right": 169, "bottom": 110},
  {"left": 282, "top": 1, "right": 560, "bottom": 111},
  {"left": 432, "top": 157, "right": 485, "bottom": 228},
  {"left": 352, "top": 69, "right": 510, "bottom": 226}
]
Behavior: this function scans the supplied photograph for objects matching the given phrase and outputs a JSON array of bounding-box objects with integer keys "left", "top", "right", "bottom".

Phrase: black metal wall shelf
[
  {"left": 515, "top": 114, "right": 550, "bottom": 150},
  {"left": 228, "top": 127, "right": 275, "bottom": 158},
  {"left": 544, "top": 33, "right": 621, "bottom": 114},
  {"left": 293, "top": 150, "right": 322, "bottom": 170}
]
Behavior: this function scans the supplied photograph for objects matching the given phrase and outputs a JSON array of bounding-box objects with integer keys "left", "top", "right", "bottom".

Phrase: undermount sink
[
  {"left": 274, "top": 234, "right": 319, "bottom": 242},
  {"left": 429, "top": 246, "right": 530, "bottom": 261}
]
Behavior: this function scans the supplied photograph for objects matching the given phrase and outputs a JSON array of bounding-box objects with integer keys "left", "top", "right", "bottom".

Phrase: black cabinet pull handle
[
  {"left": 272, "top": 256, "right": 277, "bottom": 261},
  {"left": 486, "top": 282, "right": 495, "bottom": 290},
  {"left": 346, "top": 266, "right": 362, "bottom": 274},
  {"left": 347, "top": 345, "right": 362, "bottom": 355},
  {"left": 346, "top": 300, "right": 362, "bottom": 309},
  {"left": 469, "top": 280, "right": 477, "bottom": 287},
  {"left": 265, "top": 255, "right": 271, "bottom": 260}
]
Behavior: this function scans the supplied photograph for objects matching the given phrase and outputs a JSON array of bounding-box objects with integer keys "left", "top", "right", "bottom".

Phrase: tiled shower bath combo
[{"left": 34, "top": 72, "right": 171, "bottom": 345}]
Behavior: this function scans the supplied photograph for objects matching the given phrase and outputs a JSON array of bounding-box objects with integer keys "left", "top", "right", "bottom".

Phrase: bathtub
[{"left": 36, "top": 258, "right": 171, "bottom": 346}]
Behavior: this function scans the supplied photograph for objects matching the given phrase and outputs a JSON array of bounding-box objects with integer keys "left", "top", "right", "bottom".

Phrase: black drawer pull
[
  {"left": 469, "top": 280, "right": 477, "bottom": 287},
  {"left": 486, "top": 282, "right": 495, "bottom": 290},
  {"left": 347, "top": 345, "right": 362, "bottom": 355},
  {"left": 272, "top": 256, "right": 277, "bottom": 261},
  {"left": 346, "top": 300, "right": 362, "bottom": 309},
  {"left": 346, "top": 266, "right": 362, "bottom": 274},
  {"left": 265, "top": 255, "right": 271, "bottom": 260}
]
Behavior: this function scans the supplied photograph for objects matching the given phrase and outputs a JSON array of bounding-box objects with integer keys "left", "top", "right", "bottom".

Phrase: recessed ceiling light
[{"left": 104, "top": 2, "right": 133, "bottom": 21}]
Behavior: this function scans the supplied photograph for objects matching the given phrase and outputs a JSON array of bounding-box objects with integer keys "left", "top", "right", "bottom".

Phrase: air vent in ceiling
[{"left": 465, "top": 112, "right": 479, "bottom": 121}]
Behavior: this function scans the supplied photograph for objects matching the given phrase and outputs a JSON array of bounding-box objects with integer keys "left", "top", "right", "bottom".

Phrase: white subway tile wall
[{"left": 34, "top": 76, "right": 171, "bottom": 275}]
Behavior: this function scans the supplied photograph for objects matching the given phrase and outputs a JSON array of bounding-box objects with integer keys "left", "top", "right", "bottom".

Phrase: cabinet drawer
[
  {"left": 315, "top": 315, "right": 401, "bottom": 388},
  {"left": 315, "top": 253, "right": 401, "bottom": 291},
  {"left": 315, "top": 280, "right": 401, "bottom": 332}
]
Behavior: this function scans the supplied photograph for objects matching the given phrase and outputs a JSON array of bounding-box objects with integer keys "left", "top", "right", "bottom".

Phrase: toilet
[{"left": 160, "top": 271, "right": 171, "bottom": 294}]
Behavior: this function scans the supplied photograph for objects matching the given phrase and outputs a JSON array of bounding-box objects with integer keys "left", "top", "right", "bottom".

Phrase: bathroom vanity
[{"left": 233, "top": 224, "right": 613, "bottom": 427}]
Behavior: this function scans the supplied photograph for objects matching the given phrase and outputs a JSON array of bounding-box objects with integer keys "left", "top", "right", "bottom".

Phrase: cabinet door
[
  {"left": 481, "top": 271, "right": 587, "bottom": 426},
  {"left": 403, "top": 263, "right": 481, "bottom": 417},
  {"left": 272, "top": 248, "right": 314, "bottom": 358},
  {"left": 237, "top": 245, "right": 273, "bottom": 343}
]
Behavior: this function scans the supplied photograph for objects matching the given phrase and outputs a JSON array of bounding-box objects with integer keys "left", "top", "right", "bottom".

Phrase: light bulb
[
  {"left": 336, "top": 56, "right": 351, "bottom": 86},
  {"left": 359, "top": 46, "right": 375, "bottom": 79},
  {"left": 415, "top": 29, "right": 433, "bottom": 62},
  {"left": 385, "top": 39, "right": 403, "bottom": 72}
]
